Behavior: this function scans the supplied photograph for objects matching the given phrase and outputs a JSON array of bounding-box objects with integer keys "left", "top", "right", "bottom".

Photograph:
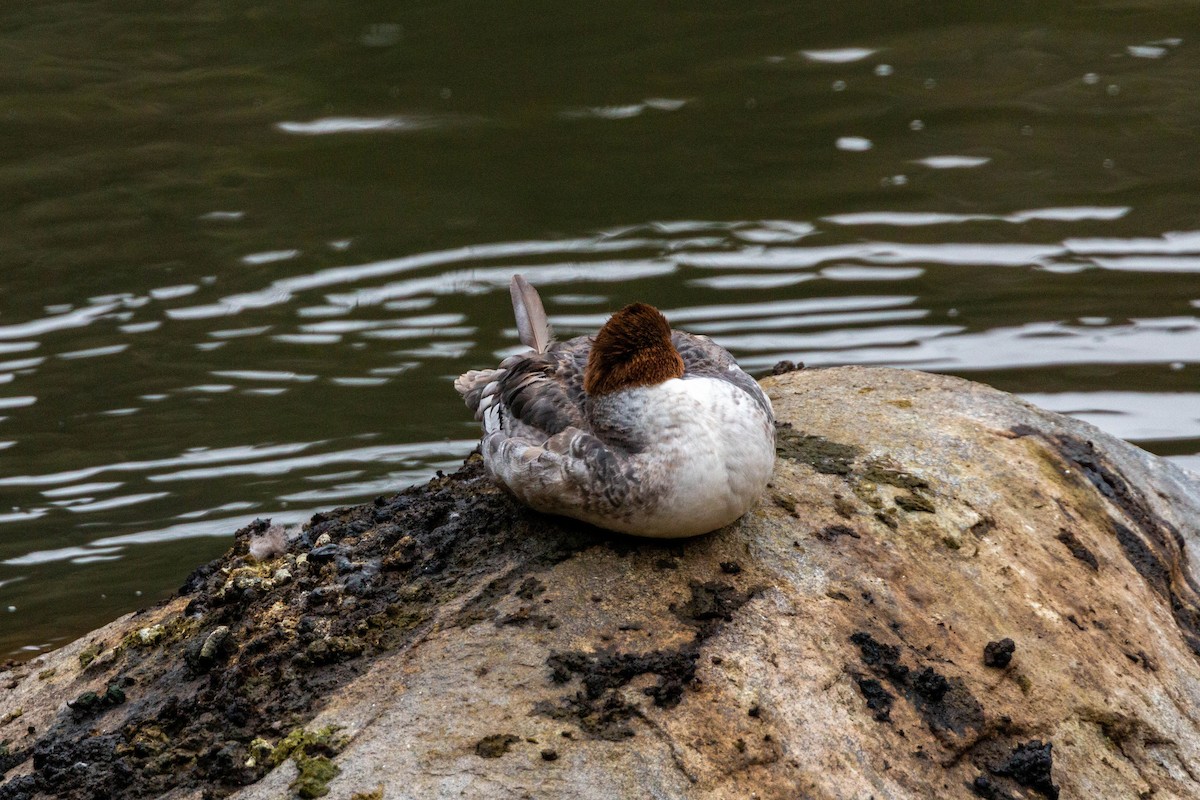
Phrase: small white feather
[{"left": 248, "top": 524, "right": 289, "bottom": 562}]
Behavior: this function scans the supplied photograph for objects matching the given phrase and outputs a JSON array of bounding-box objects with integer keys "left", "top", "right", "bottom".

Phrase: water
[{"left": 2, "top": 2, "right": 1199, "bottom": 659}]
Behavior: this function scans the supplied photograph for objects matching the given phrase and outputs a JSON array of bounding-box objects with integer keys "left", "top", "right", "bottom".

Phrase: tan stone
[{"left": 4, "top": 367, "right": 1199, "bottom": 799}]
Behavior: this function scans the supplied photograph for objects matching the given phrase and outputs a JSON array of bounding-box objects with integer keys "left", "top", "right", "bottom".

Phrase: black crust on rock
[
  {"left": 1023, "top": 430, "right": 1200, "bottom": 658},
  {"left": 0, "top": 457, "right": 595, "bottom": 800},
  {"left": 848, "top": 631, "right": 985, "bottom": 738},
  {"left": 537, "top": 581, "right": 756, "bottom": 739},
  {"left": 983, "top": 639, "right": 1016, "bottom": 669}
]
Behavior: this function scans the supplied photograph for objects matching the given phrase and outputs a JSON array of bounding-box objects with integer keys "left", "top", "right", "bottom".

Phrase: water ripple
[
  {"left": 276, "top": 116, "right": 448, "bottom": 135},
  {"left": 1093, "top": 256, "right": 1200, "bottom": 273},
  {"left": 825, "top": 207, "right": 1129, "bottom": 227},
  {"left": 65, "top": 492, "right": 170, "bottom": 513},
  {"left": 4, "top": 545, "right": 124, "bottom": 567},
  {"left": 0, "top": 442, "right": 318, "bottom": 488},
  {"left": 210, "top": 370, "right": 319, "bottom": 383},
  {"left": 146, "top": 440, "right": 477, "bottom": 482},
  {"left": 800, "top": 48, "right": 878, "bottom": 63},
  {"left": 687, "top": 273, "right": 819, "bottom": 289},
  {"left": 559, "top": 98, "right": 688, "bottom": 120},
  {"left": 41, "top": 482, "right": 124, "bottom": 498},
  {"left": 911, "top": 156, "right": 992, "bottom": 169},
  {"left": 734, "top": 319, "right": 1200, "bottom": 372},
  {"left": 0, "top": 304, "right": 115, "bottom": 340},
  {"left": 59, "top": 344, "right": 129, "bottom": 360},
  {"left": 1020, "top": 392, "right": 1200, "bottom": 442},
  {"left": 688, "top": 308, "right": 928, "bottom": 335},
  {"left": 88, "top": 510, "right": 318, "bottom": 548}
]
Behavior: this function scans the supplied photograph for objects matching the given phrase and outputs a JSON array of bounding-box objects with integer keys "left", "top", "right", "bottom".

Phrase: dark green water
[{"left": 2, "top": 2, "right": 1199, "bottom": 658}]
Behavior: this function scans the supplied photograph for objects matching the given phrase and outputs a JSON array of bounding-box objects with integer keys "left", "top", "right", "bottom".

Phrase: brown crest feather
[{"left": 584, "top": 303, "right": 684, "bottom": 396}]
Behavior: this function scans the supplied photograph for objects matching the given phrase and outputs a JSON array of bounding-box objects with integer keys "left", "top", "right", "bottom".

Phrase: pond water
[{"left": 2, "top": 2, "right": 1199, "bottom": 659}]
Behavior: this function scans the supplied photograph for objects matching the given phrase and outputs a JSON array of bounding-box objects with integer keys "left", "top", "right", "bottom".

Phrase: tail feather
[
  {"left": 455, "top": 368, "right": 502, "bottom": 417},
  {"left": 510, "top": 274, "right": 551, "bottom": 354}
]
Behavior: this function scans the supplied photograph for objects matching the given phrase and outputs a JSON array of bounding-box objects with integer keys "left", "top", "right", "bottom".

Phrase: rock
[
  {"left": 134, "top": 624, "right": 165, "bottom": 647},
  {"left": 309, "top": 543, "right": 343, "bottom": 563},
  {"left": 65, "top": 683, "right": 125, "bottom": 719},
  {"left": 984, "top": 638, "right": 1017, "bottom": 669},
  {"left": 2, "top": 367, "right": 1200, "bottom": 800}
]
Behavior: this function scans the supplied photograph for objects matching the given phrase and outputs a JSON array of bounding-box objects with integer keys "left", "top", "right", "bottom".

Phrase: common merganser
[{"left": 455, "top": 276, "right": 775, "bottom": 538}]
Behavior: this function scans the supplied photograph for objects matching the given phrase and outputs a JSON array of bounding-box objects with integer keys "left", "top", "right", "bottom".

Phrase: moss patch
[
  {"left": 293, "top": 755, "right": 340, "bottom": 799},
  {"left": 474, "top": 733, "right": 519, "bottom": 758},
  {"left": 119, "top": 614, "right": 198, "bottom": 655},
  {"left": 77, "top": 641, "right": 104, "bottom": 669},
  {"left": 860, "top": 461, "right": 929, "bottom": 492},
  {"left": 66, "top": 683, "right": 126, "bottom": 719},
  {"left": 775, "top": 422, "right": 861, "bottom": 475},
  {"left": 270, "top": 726, "right": 348, "bottom": 767},
  {"left": 895, "top": 493, "right": 935, "bottom": 513},
  {"left": 1055, "top": 529, "right": 1099, "bottom": 570},
  {"left": 272, "top": 726, "right": 349, "bottom": 799}
]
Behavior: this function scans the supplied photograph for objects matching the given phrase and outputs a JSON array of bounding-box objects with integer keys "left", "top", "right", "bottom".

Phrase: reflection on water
[{"left": 2, "top": 1, "right": 1200, "bottom": 657}]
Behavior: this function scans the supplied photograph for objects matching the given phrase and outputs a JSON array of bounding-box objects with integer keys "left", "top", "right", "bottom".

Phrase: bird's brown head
[{"left": 583, "top": 302, "right": 684, "bottom": 396}]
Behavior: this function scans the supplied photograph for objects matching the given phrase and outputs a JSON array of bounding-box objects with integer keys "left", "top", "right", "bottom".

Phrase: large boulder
[{"left": 2, "top": 366, "right": 1199, "bottom": 800}]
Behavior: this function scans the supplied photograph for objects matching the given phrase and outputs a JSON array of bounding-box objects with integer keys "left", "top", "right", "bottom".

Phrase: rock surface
[{"left": 3, "top": 366, "right": 1200, "bottom": 800}]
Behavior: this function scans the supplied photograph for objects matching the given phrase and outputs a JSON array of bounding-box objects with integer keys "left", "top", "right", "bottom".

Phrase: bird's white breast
[{"left": 591, "top": 376, "right": 775, "bottom": 537}]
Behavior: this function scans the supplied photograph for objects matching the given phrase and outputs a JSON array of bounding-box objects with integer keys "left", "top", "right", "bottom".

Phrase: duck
[{"left": 454, "top": 275, "right": 775, "bottom": 538}]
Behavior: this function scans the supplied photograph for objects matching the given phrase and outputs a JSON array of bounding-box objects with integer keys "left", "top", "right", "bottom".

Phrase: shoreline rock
[{"left": 2, "top": 366, "right": 1199, "bottom": 799}]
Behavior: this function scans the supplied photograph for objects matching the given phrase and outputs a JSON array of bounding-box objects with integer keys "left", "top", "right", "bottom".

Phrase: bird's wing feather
[
  {"left": 482, "top": 425, "right": 640, "bottom": 521},
  {"left": 460, "top": 338, "right": 590, "bottom": 440}
]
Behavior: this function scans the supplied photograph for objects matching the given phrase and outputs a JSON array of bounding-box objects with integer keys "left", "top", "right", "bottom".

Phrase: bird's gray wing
[
  {"left": 672, "top": 330, "right": 773, "bottom": 419},
  {"left": 463, "top": 336, "right": 592, "bottom": 442}
]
